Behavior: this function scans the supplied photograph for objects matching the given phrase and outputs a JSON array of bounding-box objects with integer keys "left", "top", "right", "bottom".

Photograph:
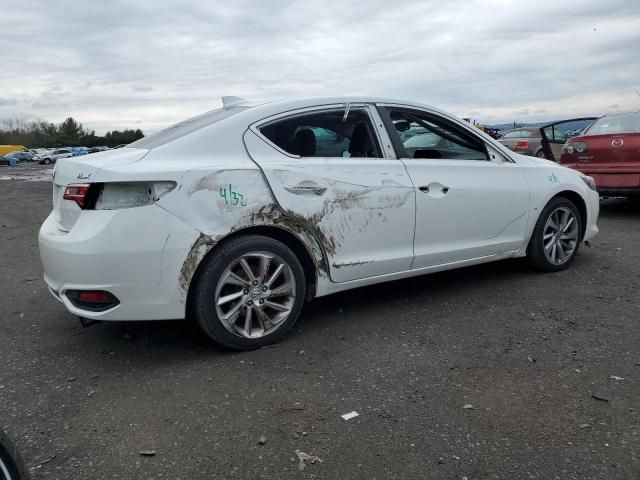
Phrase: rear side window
[
  {"left": 586, "top": 112, "right": 640, "bottom": 135},
  {"left": 259, "top": 109, "right": 381, "bottom": 158},
  {"left": 130, "top": 106, "right": 249, "bottom": 149}
]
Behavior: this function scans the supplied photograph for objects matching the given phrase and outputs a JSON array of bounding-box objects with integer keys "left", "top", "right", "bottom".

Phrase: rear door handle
[
  {"left": 419, "top": 185, "right": 449, "bottom": 194},
  {"left": 284, "top": 183, "right": 327, "bottom": 195}
]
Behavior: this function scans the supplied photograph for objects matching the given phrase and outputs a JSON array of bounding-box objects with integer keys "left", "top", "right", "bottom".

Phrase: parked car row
[
  {"left": 0, "top": 145, "right": 119, "bottom": 166},
  {"left": 496, "top": 111, "right": 640, "bottom": 196}
]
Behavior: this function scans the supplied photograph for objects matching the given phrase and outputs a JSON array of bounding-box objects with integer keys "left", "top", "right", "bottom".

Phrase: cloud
[
  {"left": 0, "top": 98, "right": 17, "bottom": 107},
  {"left": 1, "top": 0, "right": 639, "bottom": 133}
]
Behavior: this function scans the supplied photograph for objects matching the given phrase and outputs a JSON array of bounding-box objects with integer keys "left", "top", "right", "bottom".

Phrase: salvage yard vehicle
[
  {"left": 4, "top": 152, "right": 33, "bottom": 162},
  {"left": 38, "top": 148, "right": 73, "bottom": 165},
  {"left": 498, "top": 127, "right": 547, "bottom": 158},
  {"left": 38, "top": 97, "right": 600, "bottom": 350},
  {"left": 0, "top": 145, "right": 27, "bottom": 156},
  {"left": 559, "top": 111, "right": 640, "bottom": 197},
  {"left": 0, "top": 428, "right": 27, "bottom": 480}
]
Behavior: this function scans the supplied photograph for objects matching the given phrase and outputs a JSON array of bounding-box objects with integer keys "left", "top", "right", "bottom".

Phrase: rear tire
[
  {"left": 42, "top": 159, "right": 51, "bottom": 165},
  {"left": 527, "top": 197, "right": 582, "bottom": 272},
  {"left": 535, "top": 149, "right": 545, "bottom": 158},
  {"left": 191, "top": 235, "right": 306, "bottom": 350}
]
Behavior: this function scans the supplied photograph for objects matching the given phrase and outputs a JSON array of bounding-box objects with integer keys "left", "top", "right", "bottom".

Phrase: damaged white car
[{"left": 39, "top": 97, "right": 599, "bottom": 349}]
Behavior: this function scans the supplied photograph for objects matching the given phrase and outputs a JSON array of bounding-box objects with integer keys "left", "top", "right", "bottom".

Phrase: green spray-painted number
[
  {"left": 220, "top": 184, "right": 248, "bottom": 206},
  {"left": 548, "top": 172, "right": 559, "bottom": 183}
]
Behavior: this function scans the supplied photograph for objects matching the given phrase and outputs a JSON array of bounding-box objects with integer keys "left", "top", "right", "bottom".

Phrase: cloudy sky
[{"left": 1, "top": 0, "right": 639, "bottom": 134}]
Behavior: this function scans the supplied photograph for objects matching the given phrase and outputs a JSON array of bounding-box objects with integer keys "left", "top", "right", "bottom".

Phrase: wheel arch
[
  {"left": 185, "top": 225, "right": 323, "bottom": 319},
  {"left": 550, "top": 190, "right": 588, "bottom": 240}
]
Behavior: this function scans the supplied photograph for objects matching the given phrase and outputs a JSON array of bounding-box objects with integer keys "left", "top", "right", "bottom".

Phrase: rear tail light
[
  {"left": 563, "top": 141, "right": 588, "bottom": 154},
  {"left": 63, "top": 183, "right": 99, "bottom": 208},
  {"left": 63, "top": 181, "right": 176, "bottom": 210},
  {"left": 66, "top": 290, "right": 120, "bottom": 312},
  {"left": 515, "top": 141, "right": 529, "bottom": 149}
]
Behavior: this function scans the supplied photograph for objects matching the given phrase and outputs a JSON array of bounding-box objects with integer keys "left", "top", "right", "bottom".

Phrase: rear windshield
[
  {"left": 502, "top": 130, "right": 537, "bottom": 138},
  {"left": 586, "top": 112, "right": 640, "bottom": 135},
  {"left": 129, "top": 106, "right": 249, "bottom": 149}
]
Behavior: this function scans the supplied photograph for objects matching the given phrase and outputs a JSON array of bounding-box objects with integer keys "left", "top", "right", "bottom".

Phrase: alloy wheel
[
  {"left": 542, "top": 206, "right": 579, "bottom": 265},
  {"left": 214, "top": 251, "right": 296, "bottom": 339}
]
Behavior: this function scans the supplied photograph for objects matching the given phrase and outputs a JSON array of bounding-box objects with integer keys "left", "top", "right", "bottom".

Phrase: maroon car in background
[{"left": 560, "top": 111, "right": 640, "bottom": 197}]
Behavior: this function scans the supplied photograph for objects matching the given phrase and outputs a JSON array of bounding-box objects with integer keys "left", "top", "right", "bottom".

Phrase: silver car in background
[{"left": 498, "top": 128, "right": 547, "bottom": 158}]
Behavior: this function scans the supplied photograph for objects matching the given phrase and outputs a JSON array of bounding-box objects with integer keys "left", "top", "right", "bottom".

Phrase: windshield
[
  {"left": 129, "top": 106, "right": 249, "bottom": 149},
  {"left": 585, "top": 112, "right": 640, "bottom": 135}
]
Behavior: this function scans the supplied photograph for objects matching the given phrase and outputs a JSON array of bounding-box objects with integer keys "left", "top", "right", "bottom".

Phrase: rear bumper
[{"left": 38, "top": 204, "right": 200, "bottom": 321}]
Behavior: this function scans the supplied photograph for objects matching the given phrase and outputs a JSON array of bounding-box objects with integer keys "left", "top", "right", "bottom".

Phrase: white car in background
[
  {"left": 37, "top": 148, "right": 73, "bottom": 164},
  {"left": 39, "top": 97, "right": 599, "bottom": 350}
]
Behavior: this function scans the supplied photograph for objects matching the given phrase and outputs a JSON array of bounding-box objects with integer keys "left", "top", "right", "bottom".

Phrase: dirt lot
[{"left": 1, "top": 164, "right": 638, "bottom": 479}]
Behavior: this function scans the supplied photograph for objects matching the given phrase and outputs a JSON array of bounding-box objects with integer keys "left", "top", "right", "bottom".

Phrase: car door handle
[
  {"left": 419, "top": 184, "right": 449, "bottom": 195},
  {"left": 284, "top": 183, "right": 327, "bottom": 195}
]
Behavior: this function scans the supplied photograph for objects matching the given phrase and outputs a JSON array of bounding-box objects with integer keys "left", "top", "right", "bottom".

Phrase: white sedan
[{"left": 39, "top": 97, "right": 599, "bottom": 350}]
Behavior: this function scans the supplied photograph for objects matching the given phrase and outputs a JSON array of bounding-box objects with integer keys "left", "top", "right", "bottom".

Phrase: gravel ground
[{"left": 1, "top": 164, "right": 638, "bottom": 479}]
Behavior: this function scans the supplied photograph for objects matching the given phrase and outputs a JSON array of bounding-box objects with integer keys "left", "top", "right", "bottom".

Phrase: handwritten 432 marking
[{"left": 219, "top": 184, "right": 248, "bottom": 206}]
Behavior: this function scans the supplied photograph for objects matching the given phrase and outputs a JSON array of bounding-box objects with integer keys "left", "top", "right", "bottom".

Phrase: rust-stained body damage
[{"left": 158, "top": 168, "right": 329, "bottom": 306}]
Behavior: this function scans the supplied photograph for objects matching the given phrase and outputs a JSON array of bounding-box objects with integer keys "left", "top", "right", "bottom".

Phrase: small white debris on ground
[
  {"left": 294, "top": 449, "right": 322, "bottom": 470},
  {"left": 341, "top": 411, "right": 359, "bottom": 420}
]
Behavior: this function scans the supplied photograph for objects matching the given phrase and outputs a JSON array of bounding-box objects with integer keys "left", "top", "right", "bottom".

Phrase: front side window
[
  {"left": 259, "top": 109, "right": 381, "bottom": 158},
  {"left": 384, "top": 109, "right": 488, "bottom": 161}
]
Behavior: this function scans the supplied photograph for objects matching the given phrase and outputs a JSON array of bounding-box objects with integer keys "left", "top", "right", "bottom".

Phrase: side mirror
[{"left": 394, "top": 120, "right": 411, "bottom": 132}]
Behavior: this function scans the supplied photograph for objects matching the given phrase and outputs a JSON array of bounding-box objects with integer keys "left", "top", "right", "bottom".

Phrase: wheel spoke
[
  {"left": 217, "top": 290, "right": 244, "bottom": 306},
  {"left": 243, "top": 307, "right": 253, "bottom": 335},
  {"left": 543, "top": 232, "right": 555, "bottom": 240},
  {"left": 550, "top": 243, "right": 557, "bottom": 262},
  {"left": 264, "top": 300, "right": 289, "bottom": 312},
  {"left": 562, "top": 216, "right": 575, "bottom": 232},
  {"left": 259, "top": 255, "right": 272, "bottom": 283},
  {"left": 544, "top": 237, "right": 555, "bottom": 250},
  {"left": 255, "top": 306, "right": 270, "bottom": 331},
  {"left": 556, "top": 240, "right": 565, "bottom": 260},
  {"left": 221, "top": 299, "right": 243, "bottom": 322},
  {"left": 265, "top": 263, "right": 284, "bottom": 287},
  {"left": 239, "top": 258, "right": 256, "bottom": 282},
  {"left": 226, "top": 271, "right": 250, "bottom": 287},
  {"left": 269, "top": 282, "right": 291, "bottom": 297}
]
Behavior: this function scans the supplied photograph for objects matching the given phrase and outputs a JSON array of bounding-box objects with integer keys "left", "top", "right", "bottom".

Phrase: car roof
[
  {"left": 601, "top": 109, "right": 640, "bottom": 117},
  {"left": 504, "top": 127, "right": 539, "bottom": 132},
  {"left": 237, "top": 96, "right": 450, "bottom": 122}
]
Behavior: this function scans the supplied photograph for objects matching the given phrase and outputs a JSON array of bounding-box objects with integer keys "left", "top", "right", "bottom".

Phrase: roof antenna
[{"left": 222, "top": 96, "right": 249, "bottom": 109}]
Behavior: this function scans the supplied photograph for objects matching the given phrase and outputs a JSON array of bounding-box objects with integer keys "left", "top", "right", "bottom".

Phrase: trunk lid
[
  {"left": 52, "top": 148, "right": 149, "bottom": 232},
  {"left": 576, "top": 133, "right": 640, "bottom": 166}
]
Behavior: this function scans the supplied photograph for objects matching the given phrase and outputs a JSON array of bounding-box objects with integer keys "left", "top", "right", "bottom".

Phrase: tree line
[{"left": 0, "top": 117, "right": 144, "bottom": 148}]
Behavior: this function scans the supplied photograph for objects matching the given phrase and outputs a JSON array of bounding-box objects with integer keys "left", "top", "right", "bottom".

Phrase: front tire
[
  {"left": 0, "top": 429, "right": 27, "bottom": 480},
  {"left": 191, "top": 235, "right": 306, "bottom": 350},
  {"left": 527, "top": 197, "right": 582, "bottom": 272},
  {"left": 42, "top": 159, "right": 51, "bottom": 165}
]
